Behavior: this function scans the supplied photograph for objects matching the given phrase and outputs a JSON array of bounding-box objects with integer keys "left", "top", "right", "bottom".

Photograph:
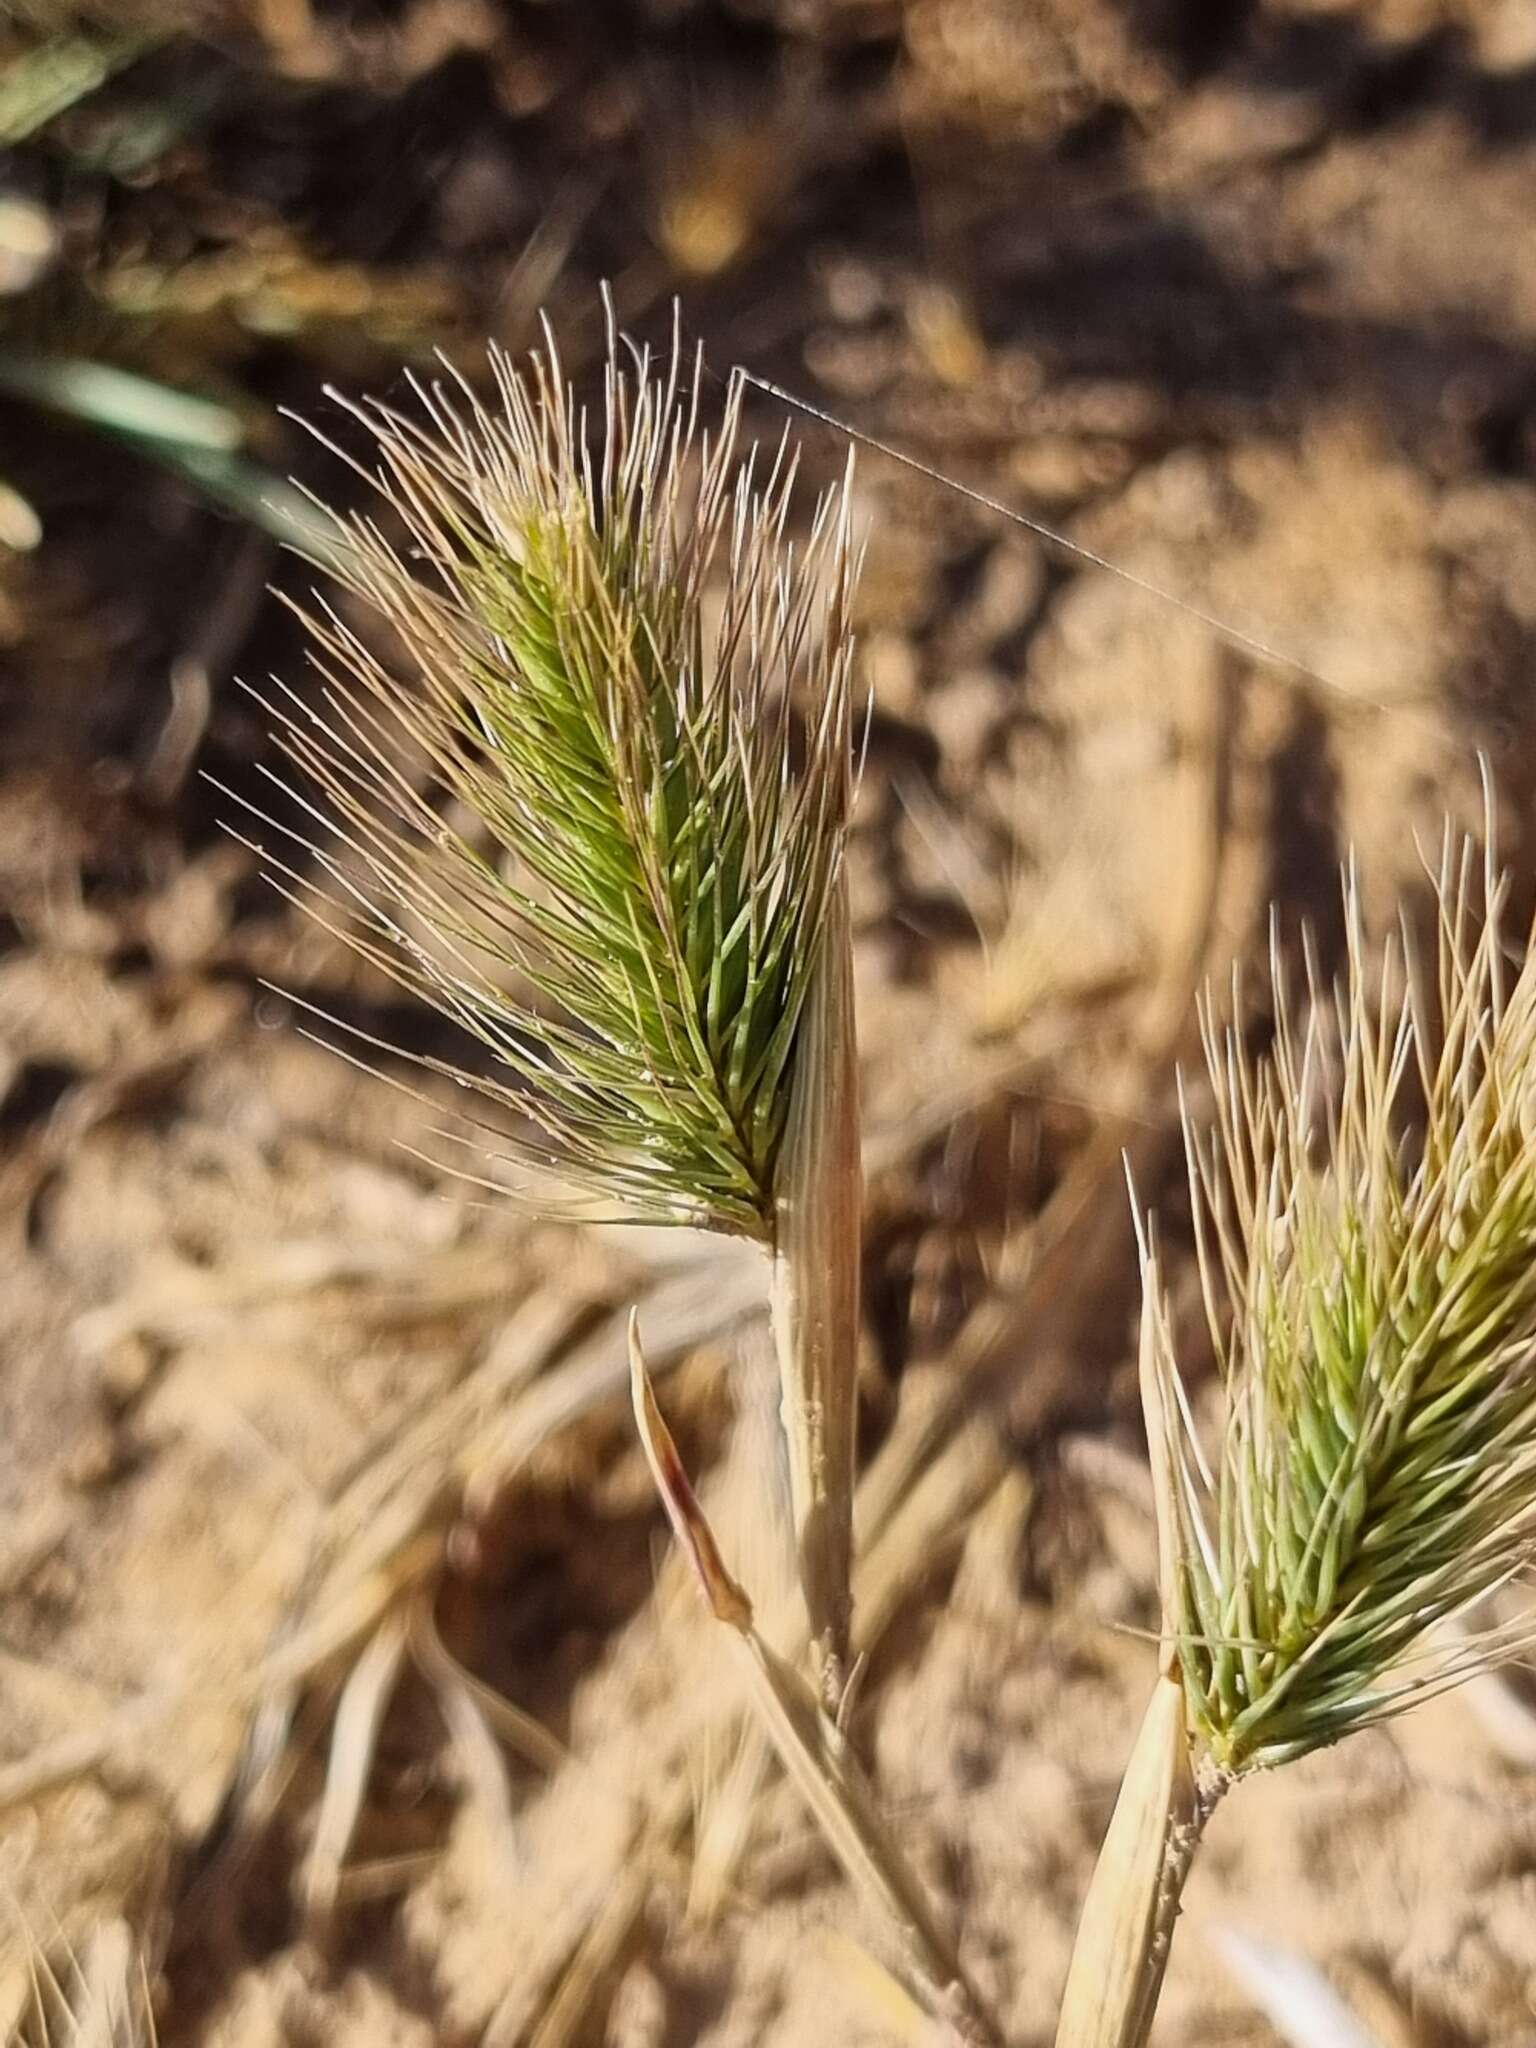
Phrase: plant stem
[
  {"left": 1055, "top": 1673, "right": 1223, "bottom": 2048},
  {"left": 769, "top": 875, "right": 861, "bottom": 1709},
  {"left": 630, "top": 1322, "right": 998, "bottom": 2045}
]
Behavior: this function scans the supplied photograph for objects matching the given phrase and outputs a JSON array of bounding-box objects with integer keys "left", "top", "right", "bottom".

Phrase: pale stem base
[{"left": 1055, "top": 1674, "right": 1225, "bottom": 2048}]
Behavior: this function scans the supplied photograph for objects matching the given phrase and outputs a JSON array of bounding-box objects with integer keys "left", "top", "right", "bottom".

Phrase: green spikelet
[
  {"left": 236, "top": 312, "right": 858, "bottom": 1238},
  {"left": 1147, "top": 825, "right": 1536, "bottom": 1772}
]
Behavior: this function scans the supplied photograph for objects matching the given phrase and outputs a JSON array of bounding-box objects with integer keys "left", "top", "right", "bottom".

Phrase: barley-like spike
[
  {"left": 253, "top": 315, "right": 857, "bottom": 1239},
  {"left": 1147, "top": 823, "right": 1536, "bottom": 1773}
]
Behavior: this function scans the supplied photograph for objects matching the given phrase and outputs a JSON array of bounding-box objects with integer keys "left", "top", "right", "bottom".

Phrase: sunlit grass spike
[
  {"left": 1162, "top": 827, "right": 1536, "bottom": 1774},
  {"left": 1060, "top": 813, "right": 1536, "bottom": 2048},
  {"left": 256, "top": 312, "right": 856, "bottom": 1241},
  {"left": 250, "top": 305, "right": 863, "bottom": 1694}
]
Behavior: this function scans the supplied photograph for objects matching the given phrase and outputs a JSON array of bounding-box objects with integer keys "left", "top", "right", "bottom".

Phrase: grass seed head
[
  {"left": 1146, "top": 826, "right": 1536, "bottom": 1773},
  {"left": 246, "top": 312, "right": 858, "bottom": 1238}
]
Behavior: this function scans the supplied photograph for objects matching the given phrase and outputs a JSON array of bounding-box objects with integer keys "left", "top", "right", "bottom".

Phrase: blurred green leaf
[
  {"left": 0, "top": 344, "right": 348, "bottom": 569},
  {"left": 0, "top": 348, "right": 243, "bottom": 449},
  {"left": 0, "top": 29, "right": 154, "bottom": 146}
]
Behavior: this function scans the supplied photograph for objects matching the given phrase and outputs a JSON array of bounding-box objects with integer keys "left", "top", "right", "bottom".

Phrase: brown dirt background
[{"left": 5, "top": 1, "right": 1536, "bottom": 2041}]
